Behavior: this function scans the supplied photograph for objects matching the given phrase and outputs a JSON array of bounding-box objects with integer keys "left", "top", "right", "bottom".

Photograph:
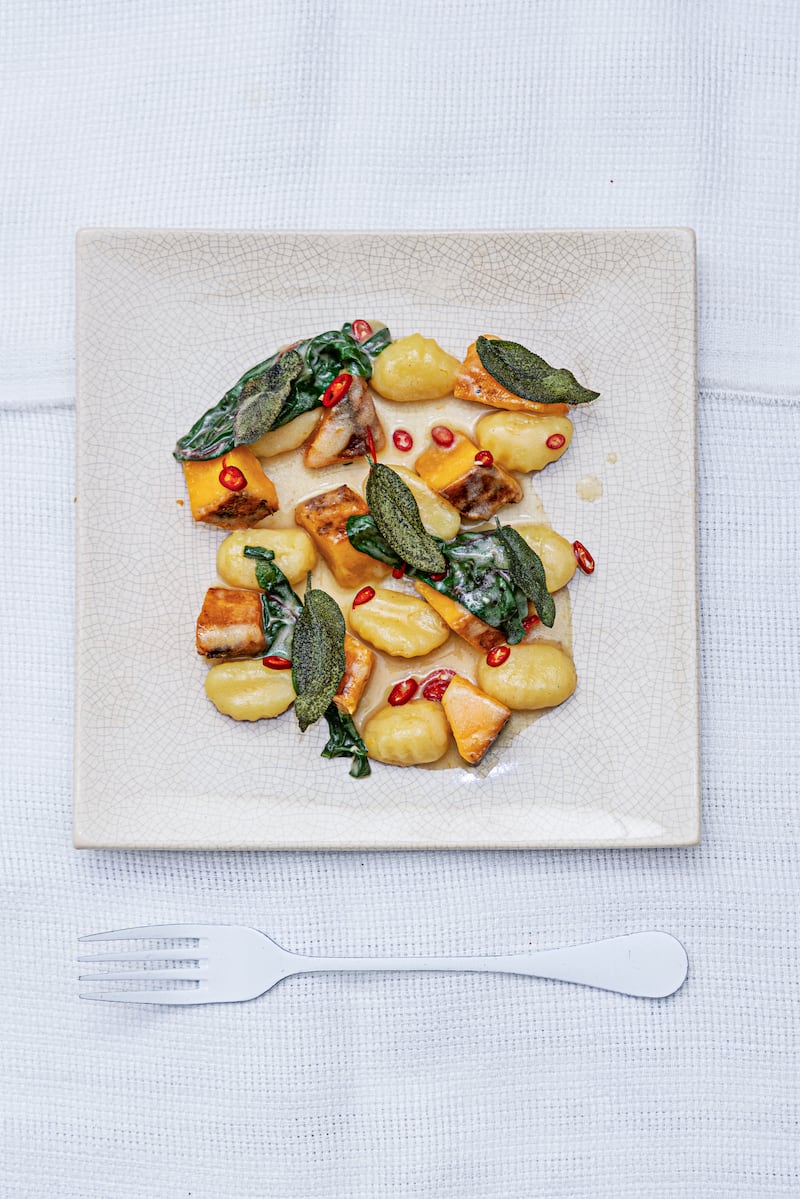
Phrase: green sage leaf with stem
[{"left": 291, "top": 580, "right": 347, "bottom": 732}]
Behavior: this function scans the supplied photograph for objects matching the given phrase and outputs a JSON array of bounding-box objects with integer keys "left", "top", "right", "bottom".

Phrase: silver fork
[{"left": 78, "top": 925, "right": 688, "bottom": 1004}]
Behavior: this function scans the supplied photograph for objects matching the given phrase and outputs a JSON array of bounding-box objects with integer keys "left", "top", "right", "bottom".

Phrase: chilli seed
[
  {"left": 353, "top": 586, "right": 375, "bottom": 607},
  {"left": 546, "top": 433, "right": 566, "bottom": 450},
  {"left": 393, "top": 429, "right": 413, "bottom": 452},
  {"left": 431, "top": 425, "right": 455, "bottom": 447},
  {"left": 572, "top": 540, "right": 595, "bottom": 574},
  {"left": 486, "top": 645, "right": 510, "bottom": 668},
  {"left": 388, "top": 678, "right": 418, "bottom": 707}
]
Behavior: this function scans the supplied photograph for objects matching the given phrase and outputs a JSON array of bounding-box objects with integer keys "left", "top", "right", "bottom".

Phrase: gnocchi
[
  {"left": 477, "top": 642, "right": 577, "bottom": 711},
  {"left": 248, "top": 409, "right": 320, "bottom": 459},
  {"left": 389, "top": 465, "right": 461, "bottom": 540},
  {"left": 349, "top": 588, "right": 450, "bottom": 657},
  {"left": 205, "top": 658, "right": 296, "bottom": 720},
  {"left": 476, "top": 411, "right": 573, "bottom": 473},
  {"left": 362, "top": 700, "right": 451, "bottom": 765},
  {"left": 216, "top": 528, "right": 317, "bottom": 588},
  {"left": 514, "top": 523, "right": 577, "bottom": 592},
  {"left": 371, "top": 334, "right": 460, "bottom": 402}
]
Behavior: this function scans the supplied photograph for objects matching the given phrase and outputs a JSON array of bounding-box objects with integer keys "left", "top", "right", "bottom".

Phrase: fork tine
[
  {"left": 79, "top": 924, "right": 206, "bottom": 943},
  {"left": 79, "top": 969, "right": 205, "bottom": 982},
  {"left": 77, "top": 949, "right": 204, "bottom": 964},
  {"left": 79, "top": 989, "right": 208, "bottom": 1005}
]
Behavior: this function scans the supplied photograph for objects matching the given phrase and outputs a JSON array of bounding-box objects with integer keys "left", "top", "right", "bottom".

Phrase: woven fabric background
[{"left": 1, "top": 2, "right": 799, "bottom": 1196}]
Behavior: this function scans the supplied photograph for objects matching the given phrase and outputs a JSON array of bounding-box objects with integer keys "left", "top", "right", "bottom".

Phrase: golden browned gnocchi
[
  {"left": 248, "top": 409, "right": 320, "bottom": 458},
  {"left": 476, "top": 411, "right": 573, "bottom": 473},
  {"left": 362, "top": 699, "right": 450, "bottom": 765},
  {"left": 514, "top": 523, "right": 577, "bottom": 592},
  {"left": 477, "top": 642, "right": 577, "bottom": 711},
  {"left": 216, "top": 528, "right": 317, "bottom": 589},
  {"left": 349, "top": 588, "right": 450, "bottom": 657},
  {"left": 389, "top": 465, "right": 461, "bottom": 540},
  {"left": 205, "top": 658, "right": 296, "bottom": 720},
  {"left": 371, "top": 334, "right": 460, "bottom": 402}
]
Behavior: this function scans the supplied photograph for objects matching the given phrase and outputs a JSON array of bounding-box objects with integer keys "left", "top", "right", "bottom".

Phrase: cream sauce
[{"left": 577, "top": 474, "right": 603, "bottom": 502}]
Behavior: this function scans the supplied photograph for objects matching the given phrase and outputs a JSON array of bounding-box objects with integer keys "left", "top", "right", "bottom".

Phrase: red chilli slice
[
  {"left": 322, "top": 372, "right": 353, "bottom": 408},
  {"left": 393, "top": 429, "right": 413, "bottom": 452},
  {"left": 388, "top": 678, "right": 418, "bottom": 707},
  {"left": 218, "top": 457, "right": 247, "bottom": 492},
  {"left": 546, "top": 433, "right": 566, "bottom": 450},
  {"left": 572, "top": 540, "right": 595, "bottom": 575},
  {"left": 522, "top": 614, "right": 540, "bottom": 631},
  {"left": 392, "top": 564, "right": 406, "bottom": 579},
  {"left": 486, "top": 645, "right": 510, "bottom": 668},
  {"left": 352, "top": 319, "right": 373, "bottom": 342},
  {"left": 474, "top": 450, "right": 493, "bottom": 467},
  {"left": 262, "top": 656, "right": 292, "bottom": 670},
  {"left": 352, "top": 586, "right": 376, "bottom": 608},
  {"left": 366, "top": 425, "right": 377, "bottom": 460},
  {"left": 421, "top": 668, "right": 455, "bottom": 702},
  {"left": 431, "top": 425, "right": 455, "bottom": 447}
]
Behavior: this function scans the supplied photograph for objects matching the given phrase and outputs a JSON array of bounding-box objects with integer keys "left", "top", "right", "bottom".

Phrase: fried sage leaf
[
  {"left": 365, "top": 463, "right": 447, "bottom": 574},
  {"left": 476, "top": 336, "right": 599, "bottom": 406},
  {"left": 496, "top": 525, "right": 556, "bottom": 628},
  {"left": 233, "top": 350, "right": 303, "bottom": 446},
  {"left": 291, "top": 583, "right": 347, "bottom": 732}
]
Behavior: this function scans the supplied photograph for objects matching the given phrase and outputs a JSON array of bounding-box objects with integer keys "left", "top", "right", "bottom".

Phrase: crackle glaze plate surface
[{"left": 74, "top": 228, "right": 699, "bottom": 849}]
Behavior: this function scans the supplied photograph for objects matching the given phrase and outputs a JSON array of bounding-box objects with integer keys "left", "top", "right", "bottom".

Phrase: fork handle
[{"left": 288, "top": 932, "right": 687, "bottom": 999}]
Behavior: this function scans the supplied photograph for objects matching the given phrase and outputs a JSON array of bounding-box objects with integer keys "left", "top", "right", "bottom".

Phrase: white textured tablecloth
[{"left": 2, "top": 3, "right": 799, "bottom": 1196}]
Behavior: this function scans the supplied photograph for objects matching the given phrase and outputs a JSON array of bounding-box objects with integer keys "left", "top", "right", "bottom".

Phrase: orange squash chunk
[
  {"left": 294, "top": 484, "right": 390, "bottom": 589},
  {"left": 413, "top": 580, "right": 505, "bottom": 651},
  {"left": 196, "top": 587, "right": 266, "bottom": 659},
  {"left": 414, "top": 431, "right": 522, "bottom": 521},
  {"left": 453, "top": 338, "right": 570, "bottom": 417},
  {"left": 182, "top": 447, "right": 279, "bottom": 528},
  {"left": 441, "top": 674, "right": 512, "bottom": 765},
  {"left": 334, "top": 634, "right": 376, "bottom": 716}
]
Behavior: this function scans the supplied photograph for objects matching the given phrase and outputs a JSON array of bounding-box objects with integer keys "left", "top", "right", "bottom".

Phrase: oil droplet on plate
[{"left": 577, "top": 475, "right": 603, "bottom": 502}]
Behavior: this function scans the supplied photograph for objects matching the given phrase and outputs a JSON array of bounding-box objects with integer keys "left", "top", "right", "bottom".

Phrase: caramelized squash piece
[
  {"left": 182, "top": 447, "right": 279, "bottom": 528},
  {"left": 414, "top": 431, "right": 522, "bottom": 521},
  {"left": 441, "top": 674, "right": 511, "bottom": 765},
  {"left": 413, "top": 580, "right": 505, "bottom": 651},
  {"left": 453, "top": 338, "right": 570, "bottom": 417},
  {"left": 303, "top": 376, "right": 386, "bottom": 469},
  {"left": 196, "top": 587, "right": 266, "bottom": 660},
  {"left": 335, "top": 634, "right": 375, "bottom": 716},
  {"left": 294, "top": 484, "right": 390, "bottom": 588}
]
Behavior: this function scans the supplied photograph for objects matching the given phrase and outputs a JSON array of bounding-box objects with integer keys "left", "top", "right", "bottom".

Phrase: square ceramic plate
[{"left": 74, "top": 228, "right": 699, "bottom": 849}]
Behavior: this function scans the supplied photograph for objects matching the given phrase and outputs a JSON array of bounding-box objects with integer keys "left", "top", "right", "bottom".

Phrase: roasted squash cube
[
  {"left": 441, "top": 674, "right": 511, "bottom": 765},
  {"left": 453, "top": 338, "right": 570, "bottom": 417},
  {"left": 414, "top": 432, "right": 522, "bottom": 521},
  {"left": 182, "top": 447, "right": 279, "bottom": 528},
  {"left": 334, "top": 634, "right": 376, "bottom": 715},
  {"left": 196, "top": 587, "right": 266, "bottom": 660},
  {"left": 294, "top": 484, "right": 390, "bottom": 589},
  {"left": 413, "top": 580, "right": 505, "bottom": 651}
]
